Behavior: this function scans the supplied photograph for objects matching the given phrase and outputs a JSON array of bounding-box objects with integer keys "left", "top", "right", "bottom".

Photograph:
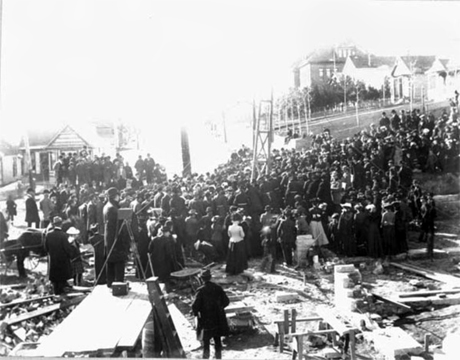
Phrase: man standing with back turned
[
  {"left": 192, "top": 269, "right": 229, "bottom": 359},
  {"left": 103, "top": 187, "right": 129, "bottom": 287}
]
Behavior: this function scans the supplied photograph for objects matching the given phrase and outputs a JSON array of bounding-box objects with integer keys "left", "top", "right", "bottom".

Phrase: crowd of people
[{"left": 1, "top": 104, "right": 458, "bottom": 293}]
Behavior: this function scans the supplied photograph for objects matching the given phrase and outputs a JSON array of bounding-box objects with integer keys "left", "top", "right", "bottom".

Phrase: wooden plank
[
  {"left": 3, "top": 296, "right": 84, "bottom": 326},
  {"left": 274, "top": 317, "right": 323, "bottom": 324},
  {"left": 0, "top": 295, "right": 54, "bottom": 309},
  {"left": 390, "top": 262, "right": 460, "bottom": 287},
  {"left": 396, "top": 293, "right": 460, "bottom": 306},
  {"left": 146, "top": 277, "right": 186, "bottom": 358},
  {"left": 224, "top": 303, "right": 254, "bottom": 314},
  {"left": 167, "top": 303, "right": 201, "bottom": 353},
  {"left": 287, "top": 329, "right": 338, "bottom": 337},
  {"left": 315, "top": 307, "right": 358, "bottom": 335},
  {"left": 398, "top": 289, "right": 460, "bottom": 298},
  {"left": 34, "top": 283, "right": 150, "bottom": 357},
  {"left": 371, "top": 293, "right": 412, "bottom": 311},
  {"left": 407, "top": 248, "right": 447, "bottom": 259},
  {"left": 116, "top": 300, "right": 151, "bottom": 349}
]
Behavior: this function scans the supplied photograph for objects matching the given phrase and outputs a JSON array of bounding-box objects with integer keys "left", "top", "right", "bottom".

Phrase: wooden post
[
  {"left": 291, "top": 309, "right": 297, "bottom": 333},
  {"left": 284, "top": 309, "right": 290, "bottom": 333},
  {"left": 180, "top": 126, "right": 191, "bottom": 177},
  {"left": 349, "top": 330, "right": 356, "bottom": 360},
  {"left": 297, "top": 335, "right": 303, "bottom": 360},
  {"left": 424, "top": 333, "right": 430, "bottom": 352}
]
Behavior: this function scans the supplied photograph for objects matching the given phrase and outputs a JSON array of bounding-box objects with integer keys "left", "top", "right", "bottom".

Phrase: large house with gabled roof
[
  {"left": 426, "top": 57, "right": 460, "bottom": 102},
  {"left": 293, "top": 43, "right": 367, "bottom": 89},
  {"left": 341, "top": 54, "right": 396, "bottom": 90},
  {"left": 389, "top": 55, "right": 436, "bottom": 103}
]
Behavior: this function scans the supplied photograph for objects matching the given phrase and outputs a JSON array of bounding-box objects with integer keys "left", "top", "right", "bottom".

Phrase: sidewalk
[{"left": 0, "top": 179, "right": 47, "bottom": 202}]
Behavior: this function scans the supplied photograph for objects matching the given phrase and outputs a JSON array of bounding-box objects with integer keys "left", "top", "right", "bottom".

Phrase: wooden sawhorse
[{"left": 274, "top": 309, "right": 359, "bottom": 360}]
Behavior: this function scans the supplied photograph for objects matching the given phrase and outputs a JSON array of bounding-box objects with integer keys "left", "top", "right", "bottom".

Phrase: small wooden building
[
  {"left": 0, "top": 139, "right": 24, "bottom": 186},
  {"left": 20, "top": 124, "right": 115, "bottom": 182}
]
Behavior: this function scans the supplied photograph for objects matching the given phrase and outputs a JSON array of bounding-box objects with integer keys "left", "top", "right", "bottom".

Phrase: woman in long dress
[
  {"left": 381, "top": 202, "right": 397, "bottom": 257},
  {"left": 225, "top": 213, "right": 248, "bottom": 275},
  {"left": 366, "top": 204, "right": 383, "bottom": 258}
]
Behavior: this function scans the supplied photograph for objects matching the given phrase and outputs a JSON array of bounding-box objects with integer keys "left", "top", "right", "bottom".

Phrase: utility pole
[
  {"left": 180, "top": 126, "right": 191, "bottom": 177},
  {"left": 0, "top": 0, "right": 2, "bottom": 108},
  {"left": 355, "top": 82, "right": 360, "bottom": 127},
  {"left": 221, "top": 111, "right": 228, "bottom": 144},
  {"left": 343, "top": 74, "right": 347, "bottom": 112}
]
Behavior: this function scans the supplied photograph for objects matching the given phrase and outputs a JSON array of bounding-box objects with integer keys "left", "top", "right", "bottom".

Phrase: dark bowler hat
[
  {"left": 106, "top": 187, "right": 119, "bottom": 198},
  {"left": 200, "top": 269, "right": 212, "bottom": 281},
  {"left": 53, "top": 216, "right": 63, "bottom": 225}
]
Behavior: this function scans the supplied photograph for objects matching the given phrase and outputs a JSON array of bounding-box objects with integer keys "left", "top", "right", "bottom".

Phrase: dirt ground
[{"left": 1, "top": 181, "right": 459, "bottom": 359}]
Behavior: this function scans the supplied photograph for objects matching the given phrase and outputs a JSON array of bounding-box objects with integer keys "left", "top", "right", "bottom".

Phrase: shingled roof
[
  {"left": 400, "top": 55, "right": 436, "bottom": 74},
  {"left": 348, "top": 55, "right": 396, "bottom": 69}
]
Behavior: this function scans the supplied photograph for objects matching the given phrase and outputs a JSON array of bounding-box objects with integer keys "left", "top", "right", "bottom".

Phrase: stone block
[
  {"left": 369, "top": 327, "right": 423, "bottom": 359},
  {"left": 334, "top": 264, "right": 356, "bottom": 273}
]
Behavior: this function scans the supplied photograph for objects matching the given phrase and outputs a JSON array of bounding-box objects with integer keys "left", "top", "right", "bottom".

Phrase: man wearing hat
[
  {"left": 192, "top": 269, "right": 229, "bottom": 360},
  {"left": 103, "top": 187, "right": 129, "bottom": 287},
  {"left": 88, "top": 223, "right": 106, "bottom": 285},
  {"left": 44, "top": 216, "right": 74, "bottom": 295},
  {"left": 25, "top": 188, "right": 40, "bottom": 228}
]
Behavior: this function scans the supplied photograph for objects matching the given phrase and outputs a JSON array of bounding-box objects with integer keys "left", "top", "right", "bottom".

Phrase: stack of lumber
[{"left": 33, "top": 282, "right": 151, "bottom": 357}]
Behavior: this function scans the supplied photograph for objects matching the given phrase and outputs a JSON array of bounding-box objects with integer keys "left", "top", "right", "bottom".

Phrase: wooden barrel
[{"left": 142, "top": 321, "right": 155, "bottom": 358}]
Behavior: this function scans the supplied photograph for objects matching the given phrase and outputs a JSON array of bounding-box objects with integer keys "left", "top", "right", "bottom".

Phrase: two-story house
[
  {"left": 341, "top": 54, "right": 396, "bottom": 90},
  {"left": 293, "top": 44, "right": 366, "bottom": 89}
]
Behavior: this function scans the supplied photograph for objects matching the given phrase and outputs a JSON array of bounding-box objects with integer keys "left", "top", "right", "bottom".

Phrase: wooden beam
[
  {"left": 3, "top": 296, "right": 84, "bottom": 326},
  {"left": 371, "top": 293, "right": 412, "bottom": 311},
  {"left": 398, "top": 289, "right": 460, "bottom": 298},
  {"left": 390, "top": 262, "right": 460, "bottom": 287},
  {"left": 274, "top": 317, "right": 323, "bottom": 324},
  {"left": 315, "top": 307, "right": 359, "bottom": 336},
  {"left": 287, "top": 329, "right": 338, "bottom": 337},
  {"left": 0, "top": 295, "right": 54, "bottom": 309}
]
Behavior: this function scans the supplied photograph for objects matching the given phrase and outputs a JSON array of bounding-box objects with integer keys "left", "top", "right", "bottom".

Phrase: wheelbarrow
[{"left": 170, "top": 262, "right": 217, "bottom": 292}]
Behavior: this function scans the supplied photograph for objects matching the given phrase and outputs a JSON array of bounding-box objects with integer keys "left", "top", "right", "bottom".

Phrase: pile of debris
[{"left": 0, "top": 277, "right": 87, "bottom": 356}]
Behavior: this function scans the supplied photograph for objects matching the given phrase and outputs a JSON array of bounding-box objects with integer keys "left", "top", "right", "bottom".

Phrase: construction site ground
[{"left": 0, "top": 178, "right": 459, "bottom": 359}]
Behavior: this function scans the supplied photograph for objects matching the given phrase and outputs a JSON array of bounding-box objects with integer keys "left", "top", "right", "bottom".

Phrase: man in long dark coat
[
  {"left": 192, "top": 269, "right": 229, "bottom": 360},
  {"left": 44, "top": 216, "right": 74, "bottom": 295},
  {"left": 25, "top": 188, "right": 40, "bottom": 228},
  {"left": 88, "top": 223, "right": 106, "bottom": 285},
  {"left": 103, "top": 187, "right": 130, "bottom": 287},
  {"left": 147, "top": 225, "right": 176, "bottom": 282}
]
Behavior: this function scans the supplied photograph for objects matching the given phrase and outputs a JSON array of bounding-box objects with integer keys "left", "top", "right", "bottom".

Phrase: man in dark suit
[
  {"left": 25, "top": 188, "right": 40, "bottom": 228},
  {"left": 192, "top": 269, "right": 229, "bottom": 359},
  {"left": 103, "top": 187, "right": 130, "bottom": 287},
  {"left": 44, "top": 216, "right": 74, "bottom": 295}
]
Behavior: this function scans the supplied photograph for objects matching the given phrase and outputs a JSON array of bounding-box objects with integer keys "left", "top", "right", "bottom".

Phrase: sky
[{"left": 1, "top": 0, "right": 460, "bottom": 145}]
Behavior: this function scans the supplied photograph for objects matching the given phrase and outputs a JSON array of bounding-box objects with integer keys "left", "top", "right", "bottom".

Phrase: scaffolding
[{"left": 251, "top": 95, "right": 273, "bottom": 181}]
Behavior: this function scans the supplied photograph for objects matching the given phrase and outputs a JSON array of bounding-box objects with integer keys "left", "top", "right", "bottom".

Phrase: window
[
  {"left": 319, "top": 68, "right": 324, "bottom": 77},
  {"left": 13, "top": 157, "right": 17, "bottom": 177},
  {"left": 327, "top": 68, "right": 331, "bottom": 77}
]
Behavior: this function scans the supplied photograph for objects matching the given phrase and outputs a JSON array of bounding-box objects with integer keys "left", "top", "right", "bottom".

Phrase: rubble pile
[{"left": 0, "top": 277, "right": 83, "bottom": 356}]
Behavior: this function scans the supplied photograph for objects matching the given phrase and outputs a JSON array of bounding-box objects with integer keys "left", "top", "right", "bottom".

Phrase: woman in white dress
[{"left": 225, "top": 213, "right": 248, "bottom": 275}]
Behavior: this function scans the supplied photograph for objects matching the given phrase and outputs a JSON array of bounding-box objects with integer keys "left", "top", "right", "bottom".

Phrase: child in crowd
[{"left": 6, "top": 195, "right": 17, "bottom": 225}]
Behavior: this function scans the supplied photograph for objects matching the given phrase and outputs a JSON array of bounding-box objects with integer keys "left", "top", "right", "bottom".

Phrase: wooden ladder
[{"left": 146, "top": 277, "right": 186, "bottom": 358}]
